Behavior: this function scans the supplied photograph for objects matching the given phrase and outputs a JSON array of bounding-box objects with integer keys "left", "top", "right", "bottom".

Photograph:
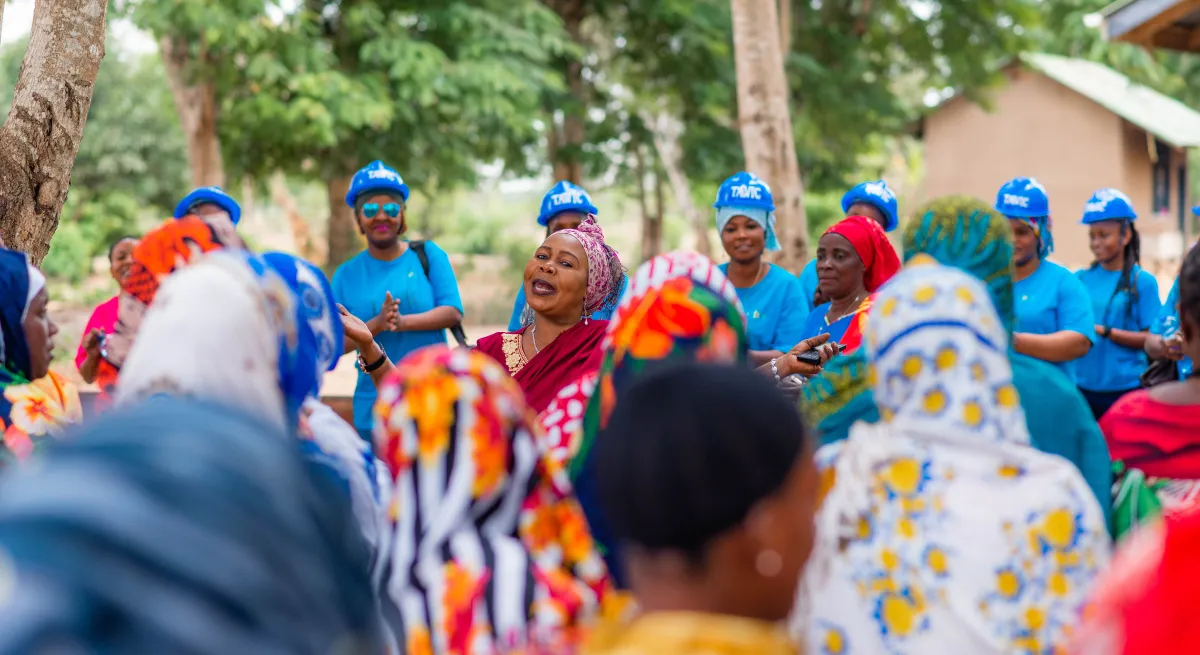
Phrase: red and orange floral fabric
[
  {"left": 374, "top": 346, "right": 613, "bottom": 655},
  {"left": 565, "top": 251, "right": 747, "bottom": 481}
]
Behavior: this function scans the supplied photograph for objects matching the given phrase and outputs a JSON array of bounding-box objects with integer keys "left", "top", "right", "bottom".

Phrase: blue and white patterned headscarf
[
  {"left": 796, "top": 257, "right": 1109, "bottom": 654},
  {"left": 261, "top": 252, "right": 343, "bottom": 400},
  {"left": 867, "top": 256, "right": 1029, "bottom": 445}
]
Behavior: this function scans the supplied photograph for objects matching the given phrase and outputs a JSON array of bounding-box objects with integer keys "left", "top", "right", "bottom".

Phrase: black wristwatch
[
  {"left": 1102, "top": 325, "right": 1113, "bottom": 338},
  {"left": 358, "top": 342, "right": 387, "bottom": 372}
]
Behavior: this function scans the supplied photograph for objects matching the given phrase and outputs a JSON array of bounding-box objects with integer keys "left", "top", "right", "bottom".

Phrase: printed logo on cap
[
  {"left": 1084, "top": 188, "right": 1131, "bottom": 214},
  {"left": 551, "top": 186, "right": 589, "bottom": 207},
  {"left": 1003, "top": 194, "right": 1030, "bottom": 209},
  {"left": 863, "top": 181, "right": 895, "bottom": 202}
]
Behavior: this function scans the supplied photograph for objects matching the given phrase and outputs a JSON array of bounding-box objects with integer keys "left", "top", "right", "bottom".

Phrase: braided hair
[
  {"left": 1091, "top": 220, "right": 1142, "bottom": 328},
  {"left": 1180, "top": 242, "right": 1200, "bottom": 340}
]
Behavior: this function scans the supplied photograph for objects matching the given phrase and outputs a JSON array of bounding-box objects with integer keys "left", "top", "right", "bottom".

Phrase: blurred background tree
[{"left": 16, "top": 0, "right": 1200, "bottom": 282}]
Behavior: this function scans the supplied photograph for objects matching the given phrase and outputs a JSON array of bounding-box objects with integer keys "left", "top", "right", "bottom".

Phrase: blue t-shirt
[
  {"left": 798, "top": 302, "right": 857, "bottom": 345},
  {"left": 1013, "top": 260, "right": 1096, "bottom": 383},
  {"left": 1074, "top": 266, "right": 1161, "bottom": 392},
  {"left": 719, "top": 263, "right": 808, "bottom": 352},
  {"left": 1151, "top": 278, "right": 1192, "bottom": 379},
  {"left": 332, "top": 243, "right": 464, "bottom": 430},
  {"left": 798, "top": 258, "right": 819, "bottom": 317},
  {"left": 506, "top": 278, "right": 626, "bottom": 332}
]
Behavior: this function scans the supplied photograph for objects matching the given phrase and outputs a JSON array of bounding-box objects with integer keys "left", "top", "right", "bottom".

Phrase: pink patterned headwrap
[{"left": 557, "top": 218, "right": 621, "bottom": 315}]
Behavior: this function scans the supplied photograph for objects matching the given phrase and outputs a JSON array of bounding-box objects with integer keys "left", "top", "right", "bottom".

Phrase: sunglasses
[{"left": 362, "top": 203, "right": 402, "bottom": 219}]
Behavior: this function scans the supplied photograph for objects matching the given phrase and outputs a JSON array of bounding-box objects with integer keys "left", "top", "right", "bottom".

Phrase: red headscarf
[{"left": 823, "top": 215, "right": 901, "bottom": 292}]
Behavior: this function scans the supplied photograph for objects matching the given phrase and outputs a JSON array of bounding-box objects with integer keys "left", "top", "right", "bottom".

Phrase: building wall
[
  {"left": 921, "top": 66, "right": 1184, "bottom": 277},
  {"left": 1121, "top": 122, "right": 1188, "bottom": 280}
]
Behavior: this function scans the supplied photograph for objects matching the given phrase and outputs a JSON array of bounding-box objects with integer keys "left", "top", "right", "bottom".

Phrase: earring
[{"left": 756, "top": 549, "right": 783, "bottom": 578}]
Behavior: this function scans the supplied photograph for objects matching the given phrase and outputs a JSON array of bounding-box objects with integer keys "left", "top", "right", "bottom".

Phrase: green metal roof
[{"left": 1018, "top": 52, "right": 1200, "bottom": 147}]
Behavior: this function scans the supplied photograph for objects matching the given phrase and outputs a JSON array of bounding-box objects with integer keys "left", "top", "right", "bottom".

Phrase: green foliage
[
  {"left": 210, "top": 1, "right": 576, "bottom": 192},
  {"left": 0, "top": 35, "right": 187, "bottom": 281},
  {"left": 596, "top": 0, "right": 1041, "bottom": 195}
]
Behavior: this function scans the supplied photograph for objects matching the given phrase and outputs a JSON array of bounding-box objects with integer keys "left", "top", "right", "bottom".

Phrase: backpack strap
[{"left": 408, "top": 241, "right": 469, "bottom": 348}]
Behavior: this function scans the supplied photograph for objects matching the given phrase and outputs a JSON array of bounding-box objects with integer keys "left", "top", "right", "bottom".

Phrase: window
[{"left": 1153, "top": 138, "right": 1172, "bottom": 214}]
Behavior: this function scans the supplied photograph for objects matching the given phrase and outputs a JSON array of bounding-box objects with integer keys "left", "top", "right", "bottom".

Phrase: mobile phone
[{"left": 795, "top": 342, "right": 847, "bottom": 365}]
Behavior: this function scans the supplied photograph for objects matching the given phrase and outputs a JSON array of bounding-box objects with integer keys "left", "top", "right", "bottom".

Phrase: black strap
[{"left": 409, "top": 240, "right": 469, "bottom": 347}]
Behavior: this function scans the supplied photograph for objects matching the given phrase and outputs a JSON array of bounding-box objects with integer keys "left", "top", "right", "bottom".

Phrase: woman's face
[
  {"left": 1088, "top": 220, "right": 1128, "bottom": 265},
  {"left": 816, "top": 233, "right": 865, "bottom": 301},
  {"left": 23, "top": 288, "right": 57, "bottom": 380},
  {"left": 846, "top": 202, "right": 887, "bottom": 230},
  {"left": 523, "top": 232, "right": 590, "bottom": 320},
  {"left": 547, "top": 211, "right": 586, "bottom": 235},
  {"left": 109, "top": 239, "right": 137, "bottom": 283},
  {"left": 1008, "top": 219, "right": 1040, "bottom": 267},
  {"left": 357, "top": 193, "right": 406, "bottom": 248},
  {"left": 720, "top": 215, "right": 766, "bottom": 264}
]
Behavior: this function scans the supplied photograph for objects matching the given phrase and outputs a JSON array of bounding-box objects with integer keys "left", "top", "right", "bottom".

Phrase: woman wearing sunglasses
[{"left": 331, "top": 160, "right": 464, "bottom": 442}]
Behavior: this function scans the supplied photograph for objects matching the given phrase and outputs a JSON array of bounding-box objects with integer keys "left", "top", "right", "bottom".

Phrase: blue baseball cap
[
  {"left": 842, "top": 180, "right": 899, "bottom": 232},
  {"left": 994, "top": 177, "right": 1049, "bottom": 218},
  {"left": 713, "top": 172, "right": 780, "bottom": 252},
  {"left": 1081, "top": 188, "right": 1137, "bottom": 224},
  {"left": 174, "top": 187, "right": 242, "bottom": 225},
  {"left": 345, "top": 160, "right": 409, "bottom": 207},
  {"left": 713, "top": 172, "right": 775, "bottom": 212},
  {"left": 537, "top": 181, "right": 598, "bottom": 227}
]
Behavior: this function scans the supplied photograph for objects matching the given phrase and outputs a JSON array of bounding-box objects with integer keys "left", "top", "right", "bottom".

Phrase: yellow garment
[{"left": 584, "top": 612, "right": 799, "bottom": 655}]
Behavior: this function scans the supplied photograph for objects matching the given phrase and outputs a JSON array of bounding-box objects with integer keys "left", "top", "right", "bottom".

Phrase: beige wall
[{"left": 921, "top": 66, "right": 1185, "bottom": 278}]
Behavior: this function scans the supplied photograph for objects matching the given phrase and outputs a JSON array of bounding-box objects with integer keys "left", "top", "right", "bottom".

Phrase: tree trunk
[
  {"left": 545, "top": 0, "right": 586, "bottom": 183},
  {"left": 642, "top": 109, "right": 711, "bottom": 258},
  {"left": 160, "top": 36, "right": 225, "bottom": 189},
  {"left": 0, "top": 0, "right": 107, "bottom": 264},
  {"left": 325, "top": 173, "right": 361, "bottom": 274},
  {"left": 649, "top": 165, "right": 665, "bottom": 258},
  {"left": 779, "top": 0, "right": 792, "bottom": 55},
  {"left": 634, "top": 143, "right": 652, "bottom": 262},
  {"left": 271, "top": 172, "right": 323, "bottom": 263},
  {"left": 730, "top": 0, "right": 808, "bottom": 270}
]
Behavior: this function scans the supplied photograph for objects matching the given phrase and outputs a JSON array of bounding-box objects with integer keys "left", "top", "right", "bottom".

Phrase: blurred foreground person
[
  {"left": 540, "top": 251, "right": 829, "bottom": 587},
  {"left": 0, "top": 396, "right": 379, "bottom": 652},
  {"left": 374, "top": 347, "right": 613, "bottom": 654},
  {"left": 115, "top": 250, "right": 389, "bottom": 568},
  {"left": 584, "top": 363, "right": 817, "bottom": 655},
  {"left": 803, "top": 197, "right": 1111, "bottom": 520},
  {"left": 1102, "top": 244, "right": 1200, "bottom": 530},
  {"left": 795, "top": 261, "right": 1109, "bottom": 654},
  {"left": 0, "top": 248, "right": 80, "bottom": 465},
  {"left": 102, "top": 210, "right": 244, "bottom": 377},
  {"left": 1070, "top": 507, "right": 1200, "bottom": 655}
]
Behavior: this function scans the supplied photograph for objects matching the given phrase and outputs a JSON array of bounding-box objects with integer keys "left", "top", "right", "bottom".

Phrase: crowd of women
[{"left": 0, "top": 156, "right": 1199, "bottom": 653}]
